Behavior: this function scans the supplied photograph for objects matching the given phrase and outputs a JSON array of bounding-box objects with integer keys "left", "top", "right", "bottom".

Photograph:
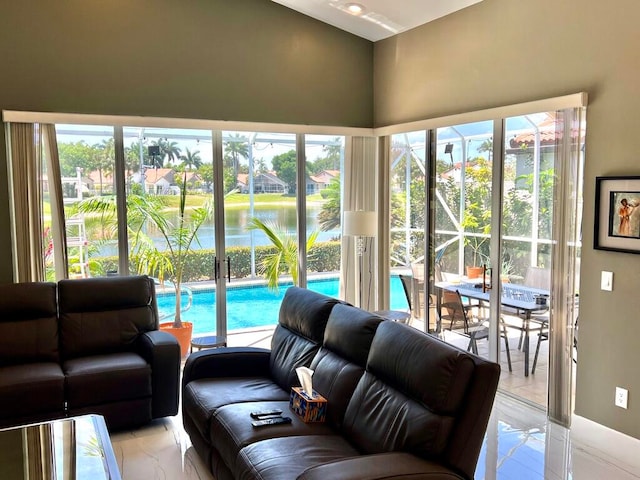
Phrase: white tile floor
[{"left": 110, "top": 392, "right": 640, "bottom": 480}]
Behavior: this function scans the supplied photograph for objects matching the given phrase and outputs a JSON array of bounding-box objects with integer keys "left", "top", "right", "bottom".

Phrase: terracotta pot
[
  {"left": 159, "top": 321, "right": 193, "bottom": 358},
  {"left": 466, "top": 266, "right": 484, "bottom": 279}
]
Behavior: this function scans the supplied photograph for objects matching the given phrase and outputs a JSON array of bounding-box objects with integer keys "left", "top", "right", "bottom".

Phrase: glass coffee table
[{"left": 0, "top": 414, "right": 120, "bottom": 479}]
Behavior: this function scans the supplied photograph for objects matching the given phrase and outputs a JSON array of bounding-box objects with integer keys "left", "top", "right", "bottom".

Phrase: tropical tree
[
  {"left": 180, "top": 148, "right": 202, "bottom": 171},
  {"left": 318, "top": 176, "right": 341, "bottom": 231},
  {"left": 93, "top": 139, "right": 115, "bottom": 195},
  {"left": 78, "top": 174, "right": 213, "bottom": 327},
  {"left": 224, "top": 133, "right": 249, "bottom": 189},
  {"left": 271, "top": 150, "right": 297, "bottom": 193},
  {"left": 248, "top": 217, "right": 318, "bottom": 290},
  {"left": 153, "top": 138, "right": 182, "bottom": 167}
]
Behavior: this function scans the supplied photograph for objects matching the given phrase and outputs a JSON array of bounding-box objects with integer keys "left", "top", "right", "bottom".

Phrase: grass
[{"left": 160, "top": 192, "right": 324, "bottom": 208}]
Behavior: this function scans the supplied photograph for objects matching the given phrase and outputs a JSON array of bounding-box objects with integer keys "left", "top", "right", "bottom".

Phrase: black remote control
[
  {"left": 251, "top": 416, "right": 292, "bottom": 427},
  {"left": 250, "top": 409, "right": 283, "bottom": 419},
  {"left": 251, "top": 408, "right": 282, "bottom": 420}
]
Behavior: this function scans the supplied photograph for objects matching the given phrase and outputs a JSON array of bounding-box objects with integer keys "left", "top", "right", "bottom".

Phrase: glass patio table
[{"left": 435, "top": 282, "right": 550, "bottom": 376}]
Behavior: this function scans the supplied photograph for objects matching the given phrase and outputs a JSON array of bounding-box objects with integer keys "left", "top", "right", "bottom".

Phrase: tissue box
[{"left": 289, "top": 387, "right": 327, "bottom": 423}]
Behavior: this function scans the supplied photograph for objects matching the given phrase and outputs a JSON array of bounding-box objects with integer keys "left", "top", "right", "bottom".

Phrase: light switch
[{"left": 601, "top": 271, "right": 613, "bottom": 291}]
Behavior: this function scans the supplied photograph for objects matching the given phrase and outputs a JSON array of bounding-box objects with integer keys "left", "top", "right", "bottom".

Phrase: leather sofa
[
  {"left": 0, "top": 275, "right": 180, "bottom": 431},
  {"left": 182, "top": 286, "right": 500, "bottom": 480}
]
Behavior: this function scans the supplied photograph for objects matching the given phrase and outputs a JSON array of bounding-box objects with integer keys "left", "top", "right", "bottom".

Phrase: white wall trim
[
  {"left": 374, "top": 92, "right": 588, "bottom": 136},
  {"left": 2, "top": 110, "right": 374, "bottom": 137},
  {"left": 571, "top": 413, "right": 640, "bottom": 474}
]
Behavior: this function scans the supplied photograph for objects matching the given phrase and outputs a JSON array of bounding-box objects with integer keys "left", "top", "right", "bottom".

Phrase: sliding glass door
[
  {"left": 47, "top": 123, "right": 345, "bottom": 347},
  {"left": 392, "top": 107, "right": 584, "bottom": 421}
]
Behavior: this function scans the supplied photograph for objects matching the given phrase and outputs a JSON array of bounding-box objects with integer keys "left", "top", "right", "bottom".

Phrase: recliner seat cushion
[
  {"left": 183, "top": 377, "right": 290, "bottom": 442},
  {"left": 0, "top": 363, "right": 64, "bottom": 420},
  {"left": 211, "top": 400, "right": 336, "bottom": 476},
  {"left": 236, "top": 435, "right": 360, "bottom": 480},
  {"left": 64, "top": 352, "right": 151, "bottom": 407}
]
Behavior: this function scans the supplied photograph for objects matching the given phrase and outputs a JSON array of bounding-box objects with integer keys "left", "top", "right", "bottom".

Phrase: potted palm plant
[{"left": 131, "top": 172, "right": 213, "bottom": 356}]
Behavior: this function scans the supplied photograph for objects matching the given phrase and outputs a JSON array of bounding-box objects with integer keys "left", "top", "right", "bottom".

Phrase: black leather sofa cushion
[
  {"left": 277, "top": 287, "right": 341, "bottom": 343},
  {"left": 58, "top": 276, "right": 157, "bottom": 359},
  {"left": 0, "top": 363, "right": 64, "bottom": 422},
  {"left": 309, "top": 306, "right": 383, "bottom": 428},
  {"left": 64, "top": 352, "right": 151, "bottom": 407},
  {"left": 368, "top": 321, "right": 475, "bottom": 414},
  {"left": 0, "top": 282, "right": 58, "bottom": 366},
  {"left": 236, "top": 435, "right": 360, "bottom": 480},
  {"left": 341, "top": 321, "right": 476, "bottom": 458},
  {"left": 183, "top": 377, "right": 290, "bottom": 442},
  {"left": 269, "top": 287, "right": 341, "bottom": 389},
  {"left": 211, "top": 400, "right": 336, "bottom": 477}
]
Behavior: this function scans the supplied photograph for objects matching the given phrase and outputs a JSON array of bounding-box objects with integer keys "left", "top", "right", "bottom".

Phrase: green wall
[
  {"left": 374, "top": 0, "right": 640, "bottom": 440},
  {"left": 0, "top": 0, "right": 373, "bottom": 281}
]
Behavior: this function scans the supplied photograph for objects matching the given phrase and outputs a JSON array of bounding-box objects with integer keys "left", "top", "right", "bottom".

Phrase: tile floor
[{"left": 110, "top": 392, "right": 639, "bottom": 480}]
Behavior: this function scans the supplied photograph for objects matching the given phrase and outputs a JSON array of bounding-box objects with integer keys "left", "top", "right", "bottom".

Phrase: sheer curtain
[
  {"left": 340, "top": 136, "right": 379, "bottom": 309},
  {"left": 43, "top": 124, "right": 68, "bottom": 281},
  {"left": 6, "top": 122, "right": 67, "bottom": 282}
]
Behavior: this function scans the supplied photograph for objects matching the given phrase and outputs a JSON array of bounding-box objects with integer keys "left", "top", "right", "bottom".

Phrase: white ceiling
[{"left": 271, "top": 0, "right": 483, "bottom": 41}]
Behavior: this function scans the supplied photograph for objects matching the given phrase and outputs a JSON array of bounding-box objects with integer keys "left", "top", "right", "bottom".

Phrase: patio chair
[
  {"left": 441, "top": 290, "right": 512, "bottom": 372},
  {"left": 399, "top": 274, "right": 438, "bottom": 332},
  {"left": 524, "top": 266, "right": 551, "bottom": 290}
]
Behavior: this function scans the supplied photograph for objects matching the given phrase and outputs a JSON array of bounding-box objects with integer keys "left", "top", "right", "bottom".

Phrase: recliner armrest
[
  {"left": 182, "top": 347, "right": 271, "bottom": 387},
  {"left": 137, "top": 330, "right": 180, "bottom": 418},
  {"left": 297, "top": 453, "right": 463, "bottom": 480}
]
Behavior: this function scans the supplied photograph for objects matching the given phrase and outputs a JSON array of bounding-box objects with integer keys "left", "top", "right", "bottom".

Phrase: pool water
[{"left": 156, "top": 277, "right": 409, "bottom": 335}]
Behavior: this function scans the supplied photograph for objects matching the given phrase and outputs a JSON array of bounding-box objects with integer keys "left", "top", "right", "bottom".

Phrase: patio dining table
[{"left": 435, "top": 281, "right": 550, "bottom": 376}]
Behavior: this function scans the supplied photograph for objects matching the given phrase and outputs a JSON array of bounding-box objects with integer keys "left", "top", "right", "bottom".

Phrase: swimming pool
[{"left": 156, "top": 277, "right": 409, "bottom": 335}]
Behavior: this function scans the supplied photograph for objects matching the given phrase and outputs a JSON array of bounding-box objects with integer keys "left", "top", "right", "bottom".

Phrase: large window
[{"left": 45, "top": 124, "right": 345, "bottom": 340}]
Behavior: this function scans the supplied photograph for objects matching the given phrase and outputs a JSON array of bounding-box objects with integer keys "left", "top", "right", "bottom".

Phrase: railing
[{"left": 154, "top": 279, "right": 194, "bottom": 322}]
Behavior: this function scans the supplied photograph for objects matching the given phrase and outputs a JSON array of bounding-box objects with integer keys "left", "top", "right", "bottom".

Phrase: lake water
[{"left": 98, "top": 203, "right": 340, "bottom": 255}]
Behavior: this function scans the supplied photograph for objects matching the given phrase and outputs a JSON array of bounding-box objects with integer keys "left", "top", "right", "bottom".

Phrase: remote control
[
  {"left": 250, "top": 409, "right": 283, "bottom": 419},
  {"left": 251, "top": 416, "right": 292, "bottom": 427}
]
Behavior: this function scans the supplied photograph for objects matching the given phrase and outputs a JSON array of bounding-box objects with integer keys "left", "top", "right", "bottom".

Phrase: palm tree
[
  {"left": 180, "top": 148, "right": 202, "bottom": 171},
  {"left": 224, "top": 134, "right": 249, "bottom": 189},
  {"left": 78, "top": 174, "right": 213, "bottom": 327},
  {"left": 248, "top": 217, "right": 318, "bottom": 291},
  {"left": 318, "top": 176, "right": 341, "bottom": 231},
  {"left": 153, "top": 138, "right": 182, "bottom": 167}
]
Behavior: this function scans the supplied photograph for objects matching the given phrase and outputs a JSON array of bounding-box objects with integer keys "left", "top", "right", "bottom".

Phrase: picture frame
[{"left": 594, "top": 176, "right": 640, "bottom": 254}]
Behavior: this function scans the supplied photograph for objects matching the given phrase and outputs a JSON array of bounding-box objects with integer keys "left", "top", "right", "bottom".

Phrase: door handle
[
  {"left": 227, "top": 256, "right": 231, "bottom": 283},
  {"left": 214, "top": 256, "right": 219, "bottom": 281}
]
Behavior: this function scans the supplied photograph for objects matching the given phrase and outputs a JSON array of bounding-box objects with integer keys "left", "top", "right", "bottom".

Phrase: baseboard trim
[{"left": 571, "top": 414, "right": 640, "bottom": 474}]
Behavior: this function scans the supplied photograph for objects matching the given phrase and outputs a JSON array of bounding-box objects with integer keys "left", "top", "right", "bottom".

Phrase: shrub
[{"left": 90, "top": 240, "right": 341, "bottom": 281}]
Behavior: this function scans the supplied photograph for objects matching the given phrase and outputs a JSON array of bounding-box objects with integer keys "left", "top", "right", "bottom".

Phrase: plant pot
[
  {"left": 466, "top": 266, "right": 484, "bottom": 279},
  {"left": 159, "top": 321, "right": 193, "bottom": 358}
]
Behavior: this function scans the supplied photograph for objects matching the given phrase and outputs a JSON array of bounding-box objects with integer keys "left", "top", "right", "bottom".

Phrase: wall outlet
[{"left": 615, "top": 387, "right": 628, "bottom": 409}]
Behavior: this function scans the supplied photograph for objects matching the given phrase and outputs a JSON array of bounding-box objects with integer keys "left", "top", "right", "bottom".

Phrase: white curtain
[
  {"left": 43, "top": 124, "right": 68, "bottom": 281},
  {"left": 340, "top": 136, "right": 379, "bottom": 309},
  {"left": 7, "top": 123, "right": 44, "bottom": 282},
  {"left": 6, "top": 122, "right": 67, "bottom": 282}
]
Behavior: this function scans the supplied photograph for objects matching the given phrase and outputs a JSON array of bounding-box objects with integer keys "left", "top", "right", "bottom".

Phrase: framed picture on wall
[{"left": 594, "top": 176, "right": 640, "bottom": 253}]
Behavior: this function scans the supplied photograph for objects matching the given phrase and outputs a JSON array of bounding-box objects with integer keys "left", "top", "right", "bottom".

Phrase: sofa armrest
[
  {"left": 182, "top": 347, "right": 271, "bottom": 386},
  {"left": 297, "top": 453, "right": 463, "bottom": 480},
  {"left": 137, "top": 330, "right": 180, "bottom": 418}
]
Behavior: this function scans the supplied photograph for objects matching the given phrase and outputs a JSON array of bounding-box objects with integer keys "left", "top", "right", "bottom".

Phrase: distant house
[
  {"left": 144, "top": 168, "right": 175, "bottom": 194},
  {"left": 307, "top": 169, "right": 339, "bottom": 194},
  {"left": 237, "top": 171, "right": 288, "bottom": 194},
  {"left": 87, "top": 170, "right": 114, "bottom": 194}
]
